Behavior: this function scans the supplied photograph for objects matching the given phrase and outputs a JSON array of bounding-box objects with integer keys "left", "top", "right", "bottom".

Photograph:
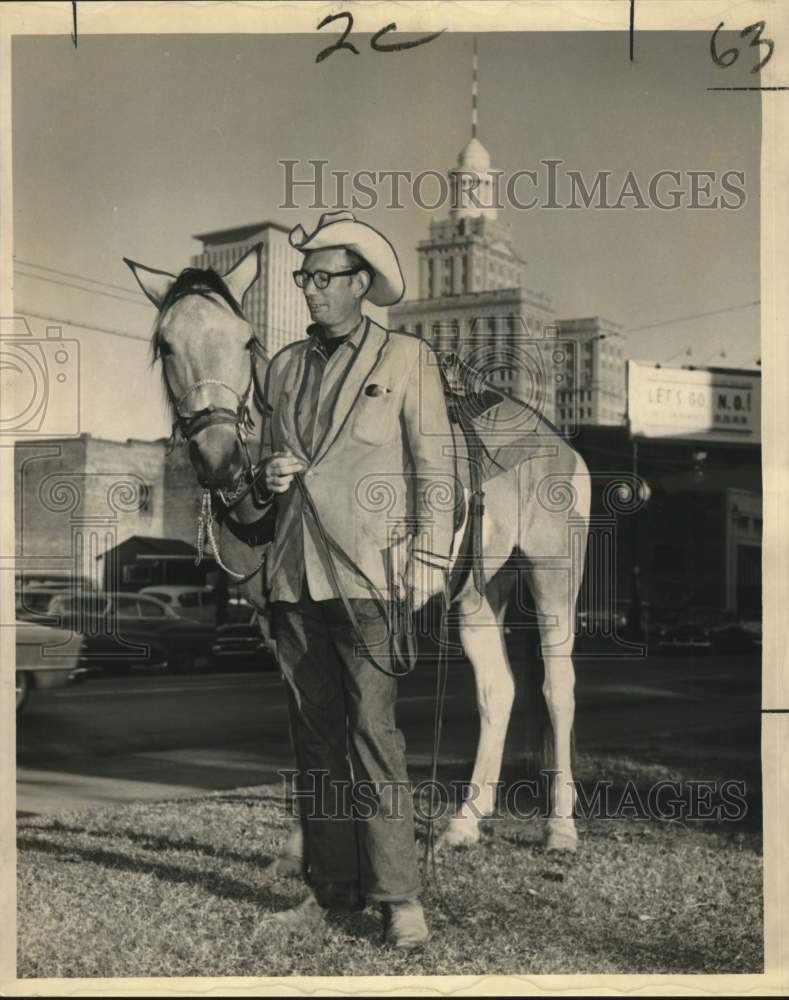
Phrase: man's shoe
[
  {"left": 262, "top": 891, "right": 327, "bottom": 935},
  {"left": 382, "top": 900, "right": 430, "bottom": 950}
]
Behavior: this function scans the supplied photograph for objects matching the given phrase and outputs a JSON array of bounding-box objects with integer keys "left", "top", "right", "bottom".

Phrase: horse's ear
[
  {"left": 123, "top": 258, "right": 176, "bottom": 309},
  {"left": 223, "top": 244, "right": 262, "bottom": 307}
]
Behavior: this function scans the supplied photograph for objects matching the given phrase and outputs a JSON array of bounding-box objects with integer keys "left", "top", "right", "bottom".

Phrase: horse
[{"left": 126, "top": 244, "right": 591, "bottom": 861}]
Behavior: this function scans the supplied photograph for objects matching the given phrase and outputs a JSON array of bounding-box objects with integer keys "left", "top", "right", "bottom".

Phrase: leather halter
[
  {"left": 159, "top": 307, "right": 270, "bottom": 518},
  {"left": 174, "top": 377, "right": 254, "bottom": 441}
]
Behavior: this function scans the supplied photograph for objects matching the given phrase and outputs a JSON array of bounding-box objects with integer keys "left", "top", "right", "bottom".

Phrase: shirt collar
[{"left": 308, "top": 316, "right": 368, "bottom": 358}]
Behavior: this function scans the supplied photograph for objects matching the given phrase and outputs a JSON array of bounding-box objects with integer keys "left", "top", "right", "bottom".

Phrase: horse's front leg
[
  {"left": 438, "top": 588, "right": 515, "bottom": 849},
  {"left": 262, "top": 822, "right": 304, "bottom": 878}
]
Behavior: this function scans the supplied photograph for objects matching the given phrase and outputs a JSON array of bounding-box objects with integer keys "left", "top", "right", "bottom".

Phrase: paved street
[{"left": 17, "top": 644, "right": 761, "bottom": 816}]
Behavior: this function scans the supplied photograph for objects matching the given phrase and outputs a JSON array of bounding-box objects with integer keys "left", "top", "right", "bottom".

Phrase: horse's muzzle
[{"left": 188, "top": 431, "right": 245, "bottom": 489}]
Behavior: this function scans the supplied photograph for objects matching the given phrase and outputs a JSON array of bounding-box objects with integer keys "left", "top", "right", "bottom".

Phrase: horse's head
[{"left": 125, "top": 246, "right": 267, "bottom": 493}]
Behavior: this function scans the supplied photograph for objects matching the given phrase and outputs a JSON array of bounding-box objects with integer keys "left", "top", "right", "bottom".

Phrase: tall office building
[
  {"left": 390, "top": 42, "right": 631, "bottom": 432},
  {"left": 191, "top": 221, "right": 310, "bottom": 357},
  {"left": 554, "top": 317, "right": 627, "bottom": 431}
]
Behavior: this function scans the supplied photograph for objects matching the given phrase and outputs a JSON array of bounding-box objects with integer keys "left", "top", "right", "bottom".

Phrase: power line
[
  {"left": 698, "top": 348, "right": 728, "bottom": 365},
  {"left": 15, "top": 308, "right": 152, "bottom": 344},
  {"left": 625, "top": 300, "right": 760, "bottom": 335},
  {"left": 14, "top": 258, "right": 146, "bottom": 298},
  {"left": 663, "top": 346, "right": 693, "bottom": 364},
  {"left": 15, "top": 307, "right": 303, "bottom": 348},
  {"left": 14, "top": 269, "right": 149, "bottom": 307}
]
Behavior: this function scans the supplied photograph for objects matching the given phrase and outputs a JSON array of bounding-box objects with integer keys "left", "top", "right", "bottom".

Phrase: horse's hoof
[
  {"left": 544, "top": 822, "right": 578, "bottom": 853},
  {"left": 262, "top": 854, "right": 303, "bottom": 879},
  {"left": 436, "top": 822, "right": 481, "bottom": 851}
]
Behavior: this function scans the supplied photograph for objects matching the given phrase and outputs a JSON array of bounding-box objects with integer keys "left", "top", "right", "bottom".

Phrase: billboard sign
[{"left": 627, "top": 362, "right": 760, "bottom": 444}]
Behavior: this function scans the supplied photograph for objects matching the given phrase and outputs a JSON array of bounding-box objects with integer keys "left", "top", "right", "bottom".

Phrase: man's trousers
[{"left": 271, "top": 587, "right": 420, "bottom": 908}]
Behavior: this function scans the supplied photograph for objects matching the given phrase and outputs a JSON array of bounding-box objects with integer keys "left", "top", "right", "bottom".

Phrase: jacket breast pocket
[{"left": 349, "top": 390, "right": 400, "bottom": 446}]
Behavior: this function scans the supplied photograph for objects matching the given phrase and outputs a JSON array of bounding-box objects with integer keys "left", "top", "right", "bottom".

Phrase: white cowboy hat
[{"left": 289, "top": 211, "right": 405, "bottom": 307}]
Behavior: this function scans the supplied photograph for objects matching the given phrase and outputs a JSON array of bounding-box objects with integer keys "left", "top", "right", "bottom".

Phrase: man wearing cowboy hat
[{"left": 259, "top": 211, "right": 456, "bottom": 948}]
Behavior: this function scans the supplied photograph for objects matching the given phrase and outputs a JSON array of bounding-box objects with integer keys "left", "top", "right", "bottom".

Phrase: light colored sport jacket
[{"left": 260, "top": 317, "right": 457, "bottom": 604}]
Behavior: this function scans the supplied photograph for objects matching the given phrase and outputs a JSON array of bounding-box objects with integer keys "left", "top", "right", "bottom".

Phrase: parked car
[
  {"left": 665, "top": 608, "right": 763, "bottom": 654},
  {"left": 139, "top": 585, "right": 218, "bottom": 623},
  {"left": 656, "top": 622, "right": 712, "bottom": 654},
  {"left": 46, "top": 591, "right": 216, "bottom": 674},
  {"left": 211, "top": 610, "right": 276, "bottom": 670},
  {"left": 15, "top": 571, "right": 98, "bottom": 593},
  {"left": 576, "top": 601, "right": 652, "bottom": 641},
  {"left": 15, "top": 578, "right": 103, "bottom": 624},
  {"left": 707, "top": 620, "right": 762, "bottom": 653},
  {"left": 223, "top": 596, "right": 259, "bottom": 624},
  {"left": 15, "top": 620, "right": 85, "bottom": 712},
  {"left": 16, "top": 587, "right": 66, "bottom": 624}
]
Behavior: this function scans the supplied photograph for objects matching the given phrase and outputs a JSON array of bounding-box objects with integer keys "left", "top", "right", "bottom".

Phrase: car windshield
[
  {"left": 138, "top": 598, "right": 173, "bottom": 618},
  {"left": 49, "top": 594, "right": 109, "bottom": 617},
  {"left": 16, "top": 592, "right": 58, "bottom": 615},
  {"left": 143, "top": 591, "right": 171, "bottom": 604}
]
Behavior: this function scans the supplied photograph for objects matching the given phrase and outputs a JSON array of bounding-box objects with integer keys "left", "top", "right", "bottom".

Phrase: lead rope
[
  {"left": 195, "top": 489, "right": 210, "bottom": 565},
  {"left": 196, "top": 488, "right": 266, "bottom": 582},
  {"left": 422, "top": 571, "right": 466, "bottom": 926},
  {"left": 294, "top": 473, "right": 416, "bottom": 678}
]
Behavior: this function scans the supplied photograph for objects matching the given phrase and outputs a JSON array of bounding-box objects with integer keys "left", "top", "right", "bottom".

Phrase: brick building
[{"left": 13, "top": 435, "right": 200, "bottom": 590}]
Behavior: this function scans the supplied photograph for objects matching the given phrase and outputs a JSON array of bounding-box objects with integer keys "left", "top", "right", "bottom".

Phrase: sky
[{"left": 10, "top": 29, "right": 760, "bottom": 441}]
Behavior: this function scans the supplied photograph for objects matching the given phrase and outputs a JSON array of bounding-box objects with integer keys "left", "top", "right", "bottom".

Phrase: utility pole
[{"left": 628, "top": 435, "right": 643, "bottom": 643}]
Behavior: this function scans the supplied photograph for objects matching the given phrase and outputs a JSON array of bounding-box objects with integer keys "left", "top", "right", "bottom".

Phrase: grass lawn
[{"left": 17, "top": 767, "right": 762, "bottom": 980}]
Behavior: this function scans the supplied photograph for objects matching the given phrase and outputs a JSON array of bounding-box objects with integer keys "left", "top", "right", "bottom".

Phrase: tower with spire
[
  {"left": 415, "top": 37, "right": 526, "bottom": 300},
  {"left": 390, "top": 37, "right": 558, "bottom": 415},
  {"left": 448, "top": 38, "right": 499, "bottom": 223}
]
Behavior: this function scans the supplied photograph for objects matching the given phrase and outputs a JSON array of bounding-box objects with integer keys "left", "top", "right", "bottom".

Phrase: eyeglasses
[{"left": 292, "top": 267, "right": 364, "bottom": 290}]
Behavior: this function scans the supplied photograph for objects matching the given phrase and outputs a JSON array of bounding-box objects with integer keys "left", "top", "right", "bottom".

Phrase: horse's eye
[{"left": 157, "top": 339, "right": 172, "bottom": 358}]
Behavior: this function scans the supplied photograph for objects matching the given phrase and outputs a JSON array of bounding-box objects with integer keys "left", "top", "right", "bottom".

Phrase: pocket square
[{"left": 365, "top": 384, "right": 391, "bottom": 397}]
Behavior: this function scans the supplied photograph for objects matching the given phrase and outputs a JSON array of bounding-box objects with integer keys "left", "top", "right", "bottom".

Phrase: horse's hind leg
[
  {"left": 529, "top": 565, "right": 579, "bottom": 851},
  {"left": 438, "top": 572, "right": 516, "bottom": 849}
]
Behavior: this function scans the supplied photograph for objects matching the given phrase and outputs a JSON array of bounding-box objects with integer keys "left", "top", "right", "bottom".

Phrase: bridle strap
[
  {"left": 179, "top": 407, "right": 239, "bottom": 438},
  {"left": 176, "top": 377, "right": 248, "bottom": 413},
  {"left": 173, "top": 375, "right": 255, "bottom": 442}
]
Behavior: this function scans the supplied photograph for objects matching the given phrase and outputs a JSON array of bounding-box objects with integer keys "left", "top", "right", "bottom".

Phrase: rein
[{"left": 293, "top": 472, "right": 419, "bottom": 679}]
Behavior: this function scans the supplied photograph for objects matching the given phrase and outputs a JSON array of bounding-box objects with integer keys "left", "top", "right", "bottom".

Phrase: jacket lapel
[
  {"left": 312, "top": 318, "right": 389, "bottom": 466},
  {"left": 276, "top": 343, "right": 311, "bottom": 463}
]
